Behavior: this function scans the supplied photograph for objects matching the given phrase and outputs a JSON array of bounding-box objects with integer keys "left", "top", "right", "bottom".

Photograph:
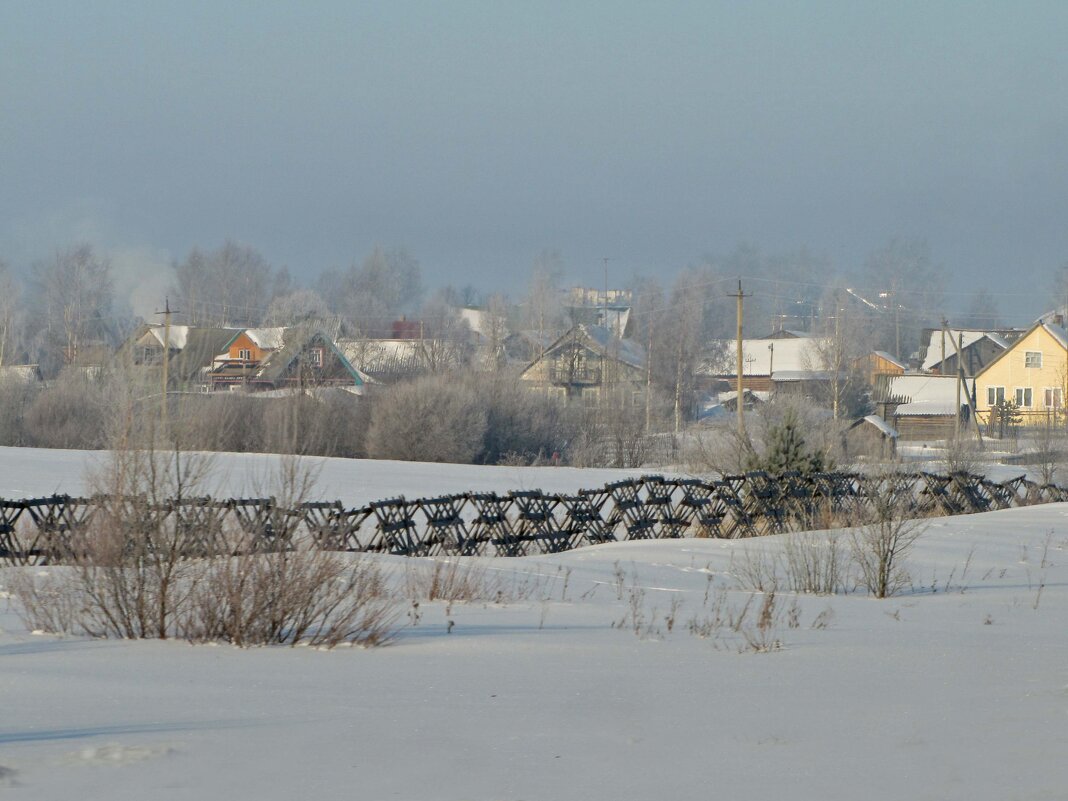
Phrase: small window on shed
[{"left": 1025, "top": 351, "right": 1042, "bottom": 368}]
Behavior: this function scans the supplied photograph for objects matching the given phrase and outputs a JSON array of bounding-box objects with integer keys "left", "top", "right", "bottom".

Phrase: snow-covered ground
[
  {"left": 0, "top": 446, "right": 655, "bottom": 505},
  {"left": 2, "top": 447, "right": 1068, "bottom": 799}
]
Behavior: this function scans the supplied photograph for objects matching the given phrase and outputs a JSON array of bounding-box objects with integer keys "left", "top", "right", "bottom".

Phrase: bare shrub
[
  {"left": 24, "top": 369, "right": 110, "bottom": 449},
  {"left": 0, "top": 379, "right": 37, "bottom": 446},
  {"left": 403, "top": 559, "right": 552, "bottom": 604},
  {"left": 404, "top": 559, "right": 497, "bottom": 602},
  {"left": 185, "top": 550, "right": 396, "bottom": 647},
  {"left": 942, "top": 435, "right": 983, "bottom": 475},
  {"left": 850, "top": 495, "right": 926, "bottom": 598},
  {"left": 367, "top": 373, "right": 488, "bottom": 463},
  {"left": 730, "top": 547, "right": 779, "bottom": 593},
  {"left": 781, "top": 530, "right": 847, "bottom": 594},
  {"left": 10, "top": 432, "right": 399, "bottom": 647},
  {"left": 732, "top": 531, "right": 846, "bottom": 595},
  {"left": 1031, "top": 417, "right": 1060, "bottom": 486}
]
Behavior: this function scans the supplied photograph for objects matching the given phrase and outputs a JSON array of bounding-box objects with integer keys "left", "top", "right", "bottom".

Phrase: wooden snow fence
[{"left": 0, "top": 471, "right": 1058, "bottom": 565}]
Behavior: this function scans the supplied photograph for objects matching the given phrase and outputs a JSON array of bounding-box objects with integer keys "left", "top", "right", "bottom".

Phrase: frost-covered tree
[{"left": 745, "top": 408, "right": 826, "bottom": 474}]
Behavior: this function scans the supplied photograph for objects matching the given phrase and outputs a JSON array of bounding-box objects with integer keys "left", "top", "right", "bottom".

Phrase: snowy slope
[
  {"left": 2, "top": 449, "right": 1068, "bottom": 799},
  {"left": 1, "top": 509, "right": 1067, "bottom": 799}
]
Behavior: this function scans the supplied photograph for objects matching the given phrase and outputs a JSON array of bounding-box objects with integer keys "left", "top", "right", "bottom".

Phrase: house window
[
  {"left": 1044, "top": 387, "right": 1063, "bottom": 409},
  {"left": 986, "top": 386, "right": 1005, "bottom": 405},
  {"left": 582, "top": 387, "right": 600, "bottom": 407},
  {"left": 310, "top": 348, "right": 324, "bottom": 367},
  {"left": 1015, "top": 387, "right": 1033, "bottom": 407},
  {"left": 1025, "top": 351, "right": 1042, "bottom": 368},
  {"left": 238, "top": 348, "right": 252, "bottom": 361}
]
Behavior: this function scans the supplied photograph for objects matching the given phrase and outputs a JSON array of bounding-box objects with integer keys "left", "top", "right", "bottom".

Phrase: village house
[
  {"left": 872, "top": 373, "right": 969, "bottom": 440},
  {"left": 974, "top": 321, "right": 1067, "bottom": 428},
  {"left": 519, "top": 323, "right": 646, "bottom": 405},
  {"left": 209, "top": 328, "right": 366, "bottom": 393},
  {"left": 855, "top": 350, "right": 907, "bottom": 386},
  {"left": 128, "top": 324, "right": 243, "bottom": 389},
  {"left": 918, "top": 328, "right": 1012, "bottom": 377},
  {"left": 127, "top": 325, "right": 365, "bottom": 393},
  {"left": 697, "top": 335, "right": 835, "bottom": 401}
]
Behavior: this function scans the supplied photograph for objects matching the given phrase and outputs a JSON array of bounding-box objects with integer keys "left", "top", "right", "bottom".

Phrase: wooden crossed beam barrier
[{"left": 0, "top": 470, "right": 1063, "bottom": 564}]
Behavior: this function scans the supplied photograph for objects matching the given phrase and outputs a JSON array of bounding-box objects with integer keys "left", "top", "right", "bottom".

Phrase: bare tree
[
  {"left": 810, "top": 286, "right": 872, "bottom": 420},
  {"left": 522, "top": 250, "right": 565, "bottom": 345},
  {"left": 173, "top": 241, "right": 276, "bottom": 326},
  {"left": 0, "top": 260, "right": 22, "bottom": 367},
  {"left": 851, "top": 489, "right": 926, "bottom": 598},
  {"left": 265, "top": 288, "right": 334, "bottom": 329},
  {"left": 861, "top": 238, "right": 944, "bottom": 361},
  {"left": 32, "top": 245, "right": 114, "bottom": 369}
]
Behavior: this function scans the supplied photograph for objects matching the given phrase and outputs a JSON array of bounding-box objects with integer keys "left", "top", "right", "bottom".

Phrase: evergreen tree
[{"left": 745, "top": 409, "right": 826, "bottom": 474}]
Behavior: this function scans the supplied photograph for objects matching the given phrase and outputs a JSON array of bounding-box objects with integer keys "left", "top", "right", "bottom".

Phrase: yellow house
[{"left": 974, "top": 322, "right": 1067, "bottom": 426}]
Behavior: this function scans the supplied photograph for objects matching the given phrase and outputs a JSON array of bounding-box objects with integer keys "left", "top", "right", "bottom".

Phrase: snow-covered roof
[
  {"left": 895, "top": 401, "right": 962, "bottom": 417},
  {"left": 582, "top": 325, "right": 645, "bottom": 369},
  {"left": 921, "top": 330, "right": 1008, "bottom": 371},
  {"left": 0, "top": 364, "right": 41, "bottom": 384},
  {"left": 244, "top": 327, "right": 287, "bottom": 350},
  {"left": 1042, "top": 322, "right": 1068, "bottom": 350},
  {"left": 872, "top": 350, "right": 907, "bottom": 370},
  {"left": 703, "top": 336, "right": 833, "bottom": 376},
  {"left": 459, "top": 308, "right": 489, "bottom": 338},
  {"left": 771, "top": 370, "right": 835, "bottom": 382},
  {"left": 338, "top": 338, "right": 426, "bottom": 374},
  {"left": 717, "top": 389, "right": 771, "bottom": 403},
  {"left": 146, "top": 324, "right": 191, "bottom": 350},
  {"left": 861, "top": 414, "right": 899, "bottom": 438},
  {"left": 883, "top": 374, "right": 960, "bottom": 405}
]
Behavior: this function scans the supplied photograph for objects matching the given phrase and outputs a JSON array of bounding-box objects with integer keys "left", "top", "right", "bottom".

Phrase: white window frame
[
  {"left": 1025, "top": 351, "right": 1043, "bottom": 368},
  {"left": 238, "top": 348, "right": 252, "bottom": 361},
  {"left": 1044, "top": 387, "right": 1063, "bottom": 409},
  {"left": 1015, "top": 387, "right": 1033, "bottom": 408},
  {"left": 986, "top": 386, "right": 1005, "bottom": 406},
  {"left": 310, "top": 347, "right": 324, "bottom": 367}
]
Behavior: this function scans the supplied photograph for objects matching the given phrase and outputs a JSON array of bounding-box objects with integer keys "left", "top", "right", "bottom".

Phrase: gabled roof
[
  {"left": 872, "top": 350, "right": 908, "bottom": 370},
  {"left": 580, "top": 324, "right": 645, "bottom": 369},
  {"left": 171, "top": 328, "right": 243, "bottom": 381},
  {"left": 144, "top": 324, "right": 192, "bottom": 350},
  {"left": 700, "top": 336, "right": 833, "bottom": 376},
  {"left": 522, "top": 324, "right": 646, "bottom": 376},
  {"left": 255, "top": 330, "right": 366, "bottom": 388},
  {"left": 244, "top": 327, "right": 287, "bottom": 350},
  {"left": 974, "top": 321, "right": 1068, "bottom": 380},
  {"left": 921, "top": 329, "right": 1010, "bottom": 371}
]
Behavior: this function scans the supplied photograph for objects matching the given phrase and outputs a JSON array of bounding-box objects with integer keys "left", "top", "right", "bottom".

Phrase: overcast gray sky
[{"left": 3, "top": 1, "right": 1068, "bottom": 319}]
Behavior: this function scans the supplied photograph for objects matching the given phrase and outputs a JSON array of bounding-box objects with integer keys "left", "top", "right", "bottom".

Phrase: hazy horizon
[{"left": 4, "top": 2, "right": 1068, "bottom": 322}]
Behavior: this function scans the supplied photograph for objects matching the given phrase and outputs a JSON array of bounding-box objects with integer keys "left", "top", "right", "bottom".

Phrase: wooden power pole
[
  {"left": 155, "top": 297, "right": 180, "bottom": 430},
  {"left": 729, "top": 280, "right": 748, "bottom": 435}
]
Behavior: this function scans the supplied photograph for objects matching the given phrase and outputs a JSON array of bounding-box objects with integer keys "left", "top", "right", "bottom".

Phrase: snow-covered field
[
  {"left": 0, "top": 446, "right": 655, "bottom": 505},
  {"left": 2, "top": 447, "right": 1068, "bottom": 799}
]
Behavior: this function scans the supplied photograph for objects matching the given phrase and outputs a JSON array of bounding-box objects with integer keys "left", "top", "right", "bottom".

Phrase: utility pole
[
  {"left": 154, "top": 297, "right": 180, "bottom": 430},
  {"left": 945, "top": 319, "right": 984, "bottom": 446},
  {"left": 940, "top": 328, "right": 946, "bottom": 376},
  {"left": 729, "top": 280, "right": 748, "bottom": 436},
  {"left": 833, "top": 299, "right": 842, "bottom": 420},
  {"left": 894, "top": 290, "right": 901, "bottom": 363},
  {"left": 603, "top": 257, "right": 610, "bottom": 336}
]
